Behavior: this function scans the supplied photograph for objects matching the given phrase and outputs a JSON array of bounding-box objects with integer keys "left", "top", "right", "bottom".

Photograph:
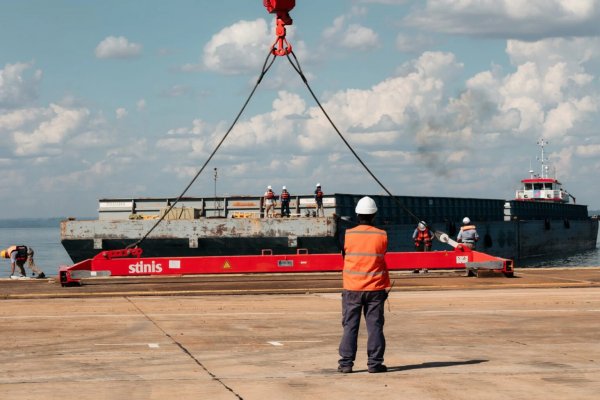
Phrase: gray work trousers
[{"left": 338, "top": 289, "right": 387, "bottom": 368}]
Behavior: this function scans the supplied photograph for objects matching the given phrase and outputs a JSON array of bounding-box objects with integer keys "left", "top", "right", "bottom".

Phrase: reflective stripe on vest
[{"left": 343, "top": 225, "right": 390, "bottom": 291}]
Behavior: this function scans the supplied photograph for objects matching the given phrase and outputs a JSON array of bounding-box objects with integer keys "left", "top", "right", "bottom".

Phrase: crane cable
[
  {"left": 130, "top": 46, "right": 433, "bottom": 249},
  {"left": 285, "top": 50, "right": 427, "bottom": 229},
  {"left": 128, "top": 50, "right": 278, "bottom": 249}
]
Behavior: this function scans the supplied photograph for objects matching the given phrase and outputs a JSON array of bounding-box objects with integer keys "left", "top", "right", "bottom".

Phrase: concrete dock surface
[{"left": 0, "top": 268, "right": 599, "bottom": 399}]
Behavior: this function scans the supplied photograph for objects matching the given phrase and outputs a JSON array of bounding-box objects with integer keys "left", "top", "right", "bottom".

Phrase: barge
[{"left": 60, "top": 140, "right": 598, "bottom": 263}]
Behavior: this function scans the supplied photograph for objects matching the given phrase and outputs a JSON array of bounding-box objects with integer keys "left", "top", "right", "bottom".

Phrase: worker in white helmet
[
  {"left": 280, "top": 186, "right": 291, "bottom": 217},
  {"left": 338, "top": 196, "right": 390, "bottom": 374},
  {"left": 457, "top": 217, "right": 479, "bottom": 249},
  {"left": 412, "top": 221, "right": 433, "bottom": 252},
  {"left": 314, "top": 183, "right": 324, "bottom": 217},
  {"left": 263, "top": 185, "right": 277, "bottom": 218}
]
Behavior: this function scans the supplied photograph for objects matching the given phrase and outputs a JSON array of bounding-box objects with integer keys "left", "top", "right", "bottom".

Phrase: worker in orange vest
[
  {"left": 263, "top": 185, "right": 277, "bottom": 217},
  {"left": 457, "top": 217, "right": 479, "bottom": 249},
  {"left": 413, "top": 221, "right": 433, "bottom": 251},
  {"left": 280, "top": 186, "right": 291, "bottom": 217},
  {"left": 338, "top": 196, "right": 390, "bottom": 374}
]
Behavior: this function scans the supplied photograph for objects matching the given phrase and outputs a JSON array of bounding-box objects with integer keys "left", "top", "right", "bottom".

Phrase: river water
[{"left": 1, "top": 227, "right": 599, "bottom": 277}]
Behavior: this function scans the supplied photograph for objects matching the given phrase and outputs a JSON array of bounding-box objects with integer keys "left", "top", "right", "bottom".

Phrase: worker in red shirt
[{"left": 338, "top": 196, "right": 390, "bottom": 374}]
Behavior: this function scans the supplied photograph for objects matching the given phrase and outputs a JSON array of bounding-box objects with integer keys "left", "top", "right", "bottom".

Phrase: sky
[{"left": 1, "top": 0, "right": 599, "bottom": 218}]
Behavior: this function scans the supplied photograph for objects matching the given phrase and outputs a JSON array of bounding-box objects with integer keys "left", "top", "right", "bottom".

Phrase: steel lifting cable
[
  {"left": 285, "top": 51, "right": 428, "bottom": 229},
  {"left": 128, "top": 50, "right": 278, "bottom": 249}
]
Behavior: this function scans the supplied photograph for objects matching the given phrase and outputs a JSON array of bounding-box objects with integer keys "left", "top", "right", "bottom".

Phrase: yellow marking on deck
[{"left": 223, "top": 260, "right": 232, "bottom": 269}]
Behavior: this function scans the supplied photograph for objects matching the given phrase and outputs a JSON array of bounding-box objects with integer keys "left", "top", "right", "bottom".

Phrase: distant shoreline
[{"left": 0, "top": 218, "right": 90, "bottom": 228}]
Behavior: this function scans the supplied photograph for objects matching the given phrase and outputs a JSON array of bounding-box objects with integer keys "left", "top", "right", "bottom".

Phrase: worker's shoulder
[{"left": 347, "top": 225, "right": 387, "bottom": 235}]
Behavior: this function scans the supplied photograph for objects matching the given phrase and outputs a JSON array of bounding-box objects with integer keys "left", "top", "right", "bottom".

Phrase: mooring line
[{"left": 125, "top": 297, "right": 244, "bottom": 400}]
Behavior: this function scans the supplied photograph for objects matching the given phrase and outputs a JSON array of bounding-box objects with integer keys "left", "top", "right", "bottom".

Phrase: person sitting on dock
[
  {"left": 280, "top": 186, "right": 291, "bottom": 217},
  {"left": 457, "top": 217, "right": 479, "bottom": 249},
  {"left": 413, "top": 221, "right": 433, "bottom": 252},
  {"left": 264, "top": 185, "right": 277, "bottom": 218},
  {"left": 338, "top": 196, "right": 390, "bottom": 374},
  {"left": 314, "top": 183, "right": 324, "bottom": 217},
  {"left": 1, "top": 245, "right": 46, "bottom": 279}
]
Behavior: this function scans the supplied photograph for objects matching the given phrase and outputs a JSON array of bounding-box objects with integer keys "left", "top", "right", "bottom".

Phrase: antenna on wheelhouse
[{"left": 529, "top": 159, "right": 534, "bottom": 178}]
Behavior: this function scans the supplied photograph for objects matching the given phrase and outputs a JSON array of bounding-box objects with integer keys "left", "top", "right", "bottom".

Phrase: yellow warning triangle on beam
[{"left": 223, "top": 260, "right": 232, "bottom": 269}]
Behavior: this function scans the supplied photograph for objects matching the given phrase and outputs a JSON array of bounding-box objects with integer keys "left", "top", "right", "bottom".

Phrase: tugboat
[{"left": 515, "top": 139, "right": 575, "bottom": 204}]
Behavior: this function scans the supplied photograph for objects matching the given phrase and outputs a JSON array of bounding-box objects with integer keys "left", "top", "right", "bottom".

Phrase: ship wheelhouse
[{"left": 515, "top": 178, "right": 569, "bottom": 203}]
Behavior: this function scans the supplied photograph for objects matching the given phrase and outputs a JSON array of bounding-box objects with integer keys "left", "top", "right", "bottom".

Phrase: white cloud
[
  {"left": 160, "top": 85, "right": 193, "bottom": 98},
  {"left": 115, "top": 107, "right": 128, "bottom": 119},
  {"left": 202, "top": 19, "right": 272, "bottom": 74},
  {"left": 340, "top": 24, "right": 379, "bottom": 50},
  {"left": 322, "top": 16, "right": 379, "bottom": 51},
  {"left": 396, "top": 33, "right": 436, "bottom": 53},
  {"left": 95, "top": 36, "right": 142, "bottom": 59},
  {"left": 12, "top": 104, "right": 90, "bottom": 156},
  {"left": 0, "top": 62, "right": 42, "bottom": 108},
  {"left": 136, "top": 99, "right": 146, "bottom": 111},
  {"left": 406, "top": 0, "right": 600, "bottom": 39}
]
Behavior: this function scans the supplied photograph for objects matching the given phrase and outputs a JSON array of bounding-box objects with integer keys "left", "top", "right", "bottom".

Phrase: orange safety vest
[
  {"left": 343, "top": 225, "right": 390, "bottom": 291},
  {"left": 315, "top": 189, "right": 323, "bottom": 199},
  {"left": 415, "top": 229, "right": 432, "bottom": 245},
  {"left": 266, "top": 191, "right": 275, "bottom": 199},
  {"left": 281, "top": 191, "right": 290, "bottom": 201}
]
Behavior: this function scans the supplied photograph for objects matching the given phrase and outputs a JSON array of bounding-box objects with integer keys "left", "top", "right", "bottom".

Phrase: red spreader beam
[{"left": 59, "top": 246, "right": 513, "bottom": 286}]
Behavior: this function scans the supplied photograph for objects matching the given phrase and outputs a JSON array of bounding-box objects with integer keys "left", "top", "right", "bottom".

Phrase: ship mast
[{"left": 537, "top": 138, "right": 549, "bottom": 178}]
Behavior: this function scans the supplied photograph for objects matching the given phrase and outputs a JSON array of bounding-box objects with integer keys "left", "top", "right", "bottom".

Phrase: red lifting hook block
[
  {"left": 264, "top": 0, "right": 295, "bottom": 56},
  {"left": 264, "top": 0, "right": 295, "bottom": 25}
]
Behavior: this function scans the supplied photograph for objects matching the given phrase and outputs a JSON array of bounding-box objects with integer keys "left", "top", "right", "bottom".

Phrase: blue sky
[{"left": 1, "top": 0, "right": 600, "bottom": 217}]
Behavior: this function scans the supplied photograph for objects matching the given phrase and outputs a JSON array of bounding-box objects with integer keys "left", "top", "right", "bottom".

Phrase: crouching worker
[
  {"left": 1, "top": 245, "right": 46, "bottom": 279},
  {"left": 413, "top": 221, "right": 433, "bottom": 252},
  {"left": 338, "top": 196, "right": 390, "bottom": 374}
]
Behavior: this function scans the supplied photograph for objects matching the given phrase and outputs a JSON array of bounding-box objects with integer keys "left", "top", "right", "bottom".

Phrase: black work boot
[
  {"left": 337, "top": 365, "right": 353, "bottom": 373},
  {"left": 368, "top": 364, "right": 387, "bottom": 373}
]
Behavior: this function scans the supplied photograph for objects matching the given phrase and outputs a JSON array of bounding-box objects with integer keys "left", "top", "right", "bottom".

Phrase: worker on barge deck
[
  {"left": 280, "top": 186, "right": 291, "bottom": 217},
  {"left": 264, "top": 185, "right": 277, "bottom": 218},
  {"left": 1, "top": 245, "right": 46, "bottom": 279},
  {"left": 314, "top": 183, "right": 324, "bottom": 217},
  {"left": 457, "top": 217, "right": 479, "bottom": 249},
  {"left": 338, "top": 196, "right": 390, "bottom": 374}
]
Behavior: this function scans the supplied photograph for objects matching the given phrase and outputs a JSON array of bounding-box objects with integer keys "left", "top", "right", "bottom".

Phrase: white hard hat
[
  {"left": 282, "top": 186, "right": 286, "bottom": 190},
  {"left": 267, "top": 185, "right": 272, "bottom": 190},
  {"left": 463, "top": 217, "right": 471, "bottom": 224},
  {"left": 355, "top": 196, "right": 377, "bottom": 214},
  {"left": 316, "top": 183, "right": 321, "bottom": 187},
  {"left": 418, "top": 221, "right": 426, "bottom": 230}
]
